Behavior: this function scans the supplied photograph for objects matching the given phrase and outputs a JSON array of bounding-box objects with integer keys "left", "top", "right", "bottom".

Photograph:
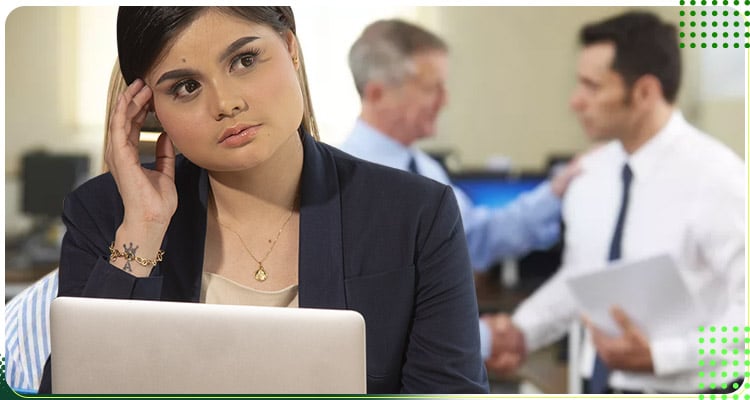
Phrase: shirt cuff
[
  {"left": 650, "top": 334, "right": 697, "bottom": 376},
  {"left": 527, "top": 182, "right": 562, "bottom": 219},
  {"left": 479, "top": 319, "right": 491, "bottom": 360}
]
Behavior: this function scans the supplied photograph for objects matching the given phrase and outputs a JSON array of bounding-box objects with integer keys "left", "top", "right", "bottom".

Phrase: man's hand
[
  {"left": 584, "top": 306, "right": 654, "bottom": 372},
  {"left": 482, "top": 313, "right": 527, "bottom": 375},
  {"left": 550, "top": 157, "right": 582, "bottom": 197}
]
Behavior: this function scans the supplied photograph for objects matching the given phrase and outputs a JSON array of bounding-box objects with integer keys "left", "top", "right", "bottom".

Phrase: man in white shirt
[
  {"left": 483, "top": 11, "right": 745, "bottom": 394},
  {"left": 339, "top": 19, "right": 580, "bottom": 363}
]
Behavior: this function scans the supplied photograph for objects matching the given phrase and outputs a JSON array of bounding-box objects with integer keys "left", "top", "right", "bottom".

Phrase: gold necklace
[{"left": 212, "top": 197, "right": 297, "bottom": 282}]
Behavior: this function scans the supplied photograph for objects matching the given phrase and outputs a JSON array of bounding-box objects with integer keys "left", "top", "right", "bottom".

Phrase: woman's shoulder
[
  {"left": 324, "top": 142, "right": 448, "bottom": 194},
  {"left": 319, "top": 142, "right": 456, "bottom": 217}
]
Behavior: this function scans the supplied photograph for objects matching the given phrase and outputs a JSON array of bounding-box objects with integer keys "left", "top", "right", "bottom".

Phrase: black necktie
[
  {"left": 589, "top": 163, "right": 633, "bottom": 394},
  {"left": 407, "top": 156, "right": 420, "bottom": 175}
]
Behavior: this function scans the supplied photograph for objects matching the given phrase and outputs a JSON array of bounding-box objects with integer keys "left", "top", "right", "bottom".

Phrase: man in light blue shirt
[{"left": 340, "top": 19, "right": 579, "bottom": 361}]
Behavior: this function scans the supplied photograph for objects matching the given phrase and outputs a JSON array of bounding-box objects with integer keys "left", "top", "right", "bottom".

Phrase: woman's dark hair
[
  {"left": 580, "top": 11, "right": 681, "bottom": 104},
  {"left": 117, "top": 7, "right": 318, "bottom": 138}
]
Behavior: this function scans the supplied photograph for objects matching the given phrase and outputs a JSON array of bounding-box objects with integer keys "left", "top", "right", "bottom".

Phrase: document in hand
[{"left": 566, "top": 254, "right": 704, "bottom": 339}]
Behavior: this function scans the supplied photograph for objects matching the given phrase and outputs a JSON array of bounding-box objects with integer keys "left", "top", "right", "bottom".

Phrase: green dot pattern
[
  {"left": 679, "top": 3, "right": 748, "bottom": 48},
  {"left": 698, "top": 326, "right": 749, "bottom": 394}
]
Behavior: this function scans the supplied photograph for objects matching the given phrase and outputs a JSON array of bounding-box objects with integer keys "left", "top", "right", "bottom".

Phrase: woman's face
[{"left": 144, "top": 10, "right": 304, "bottom": 171}]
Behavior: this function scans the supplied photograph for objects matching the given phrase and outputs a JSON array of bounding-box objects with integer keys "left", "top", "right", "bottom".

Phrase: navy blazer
[{"left": 40, "top": 133, "right": 488, "bottom": 394}]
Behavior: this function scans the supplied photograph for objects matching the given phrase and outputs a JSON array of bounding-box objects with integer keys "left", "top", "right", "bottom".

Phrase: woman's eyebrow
[
  {"left": 218, "top": 36, "right": 261, "bottom": 63},
  {"left": 156, "top": 68, "right": 198, "bottom": 86}
]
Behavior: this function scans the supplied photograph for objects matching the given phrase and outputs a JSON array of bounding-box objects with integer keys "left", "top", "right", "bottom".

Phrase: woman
[{"left": 40, "top": 7, "right": 487, "bottom": 393}]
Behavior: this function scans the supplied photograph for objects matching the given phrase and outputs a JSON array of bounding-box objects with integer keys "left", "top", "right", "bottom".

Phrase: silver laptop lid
[{"left": 50, "top": 296, "right": 366, "bottom": 394}]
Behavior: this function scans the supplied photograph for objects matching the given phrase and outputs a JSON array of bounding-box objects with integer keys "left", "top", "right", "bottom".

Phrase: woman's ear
[{"left": 284, "top": 30, "right": 299, "bottom": 69}]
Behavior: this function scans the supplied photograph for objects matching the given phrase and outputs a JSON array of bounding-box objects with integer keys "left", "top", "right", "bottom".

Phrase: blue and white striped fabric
[{"left": 4, "top": 269, "right": 58, "bottom": 394}]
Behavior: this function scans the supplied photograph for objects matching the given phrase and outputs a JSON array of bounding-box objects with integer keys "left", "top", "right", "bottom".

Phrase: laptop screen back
[{"left": 50, "top": 297, "right": 366, "bottom": 394}]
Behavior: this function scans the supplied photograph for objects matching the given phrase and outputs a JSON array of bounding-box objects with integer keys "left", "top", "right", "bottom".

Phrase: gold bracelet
[{"left": 109, "top": 242, "right": 165, "bottom": 268}]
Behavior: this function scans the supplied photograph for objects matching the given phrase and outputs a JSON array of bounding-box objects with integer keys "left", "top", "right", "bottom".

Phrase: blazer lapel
[
  {"left": 298, "top": 132, "right": 347, "bottom": 309},
  {"left": 161, "top": 159, "right": 208, "bottom": 302}
]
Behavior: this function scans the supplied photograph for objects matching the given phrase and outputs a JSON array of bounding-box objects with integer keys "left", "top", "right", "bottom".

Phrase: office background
[{"left": 5, "top": 5, "right": 745, "bottom": 253}]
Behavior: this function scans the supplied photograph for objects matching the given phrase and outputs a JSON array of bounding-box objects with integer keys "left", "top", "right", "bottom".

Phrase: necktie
[
  {"left": 588, "top": 163, "right": 633, "bottom": 394},
  {"left": 407, "top": 156, "right": 420, "bottom": 175}
]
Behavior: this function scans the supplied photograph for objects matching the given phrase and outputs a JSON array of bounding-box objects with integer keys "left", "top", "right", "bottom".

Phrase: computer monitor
[
  {"left": 451, "top": 172, "right": 546, "bottom": 209},
  {"left": 451, "top": 170, "right": 562, "bottom": 293},
  {"left": 22, "top": 151, "right": 90, "bottom": 218}
]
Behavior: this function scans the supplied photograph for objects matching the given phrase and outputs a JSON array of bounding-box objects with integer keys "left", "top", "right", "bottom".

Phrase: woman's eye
[
  {"left": 230, "top": 52, "right": 258, "bottom": 72},
  {"left": 172, "top": 80, "right": 200, "bottom": 98}
]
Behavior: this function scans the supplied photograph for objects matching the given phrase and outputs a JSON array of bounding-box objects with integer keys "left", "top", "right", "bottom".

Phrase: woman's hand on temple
[{"left": 105, "top": 79, "right": 177, "bottom": 274}]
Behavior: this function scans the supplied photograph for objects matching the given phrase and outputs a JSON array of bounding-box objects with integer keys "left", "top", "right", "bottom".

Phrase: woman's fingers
[
  {"left": 109, "top": 79, "right": 152, "bottom": 147},
  {"left": 154, "top": 133, "right": 176, "bottom": 180},
  {"left": 107, "top": 80, "right": 155, "bottom": 173}
]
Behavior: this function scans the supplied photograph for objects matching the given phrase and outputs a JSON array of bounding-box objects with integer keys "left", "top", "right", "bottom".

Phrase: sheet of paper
[{"left": 565, "top": 254, "right": 704, "bottom": 339}]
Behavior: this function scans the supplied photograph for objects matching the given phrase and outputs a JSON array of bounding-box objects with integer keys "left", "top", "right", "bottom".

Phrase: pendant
[{"left": 254, "top": 264, "right": 268, "bottom": 282}]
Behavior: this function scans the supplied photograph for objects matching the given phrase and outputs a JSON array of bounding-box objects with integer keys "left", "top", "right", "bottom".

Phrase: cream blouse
[{"left": 200, "top": 271, "right": 299, "bottom": 307}]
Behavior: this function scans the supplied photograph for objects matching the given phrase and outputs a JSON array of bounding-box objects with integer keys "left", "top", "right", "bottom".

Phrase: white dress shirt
[
  {"left": 512, "top": 110, "right": 746, "bottom": 392},
  {"left": 340, "top": 119, "right": 563, "bottom": 271}
]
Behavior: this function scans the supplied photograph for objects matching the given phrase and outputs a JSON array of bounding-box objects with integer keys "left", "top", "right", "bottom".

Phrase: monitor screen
[
  {"left": 451, "top": 173, "right": 545, "bottom": 209},
  {"left": 22, "top": 152, "right": 90, "bottom": 218}
]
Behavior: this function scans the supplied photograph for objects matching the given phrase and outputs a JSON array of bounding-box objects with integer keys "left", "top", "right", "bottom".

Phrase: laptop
[{"left": 50, "top": 296, "right": 366, "bottom": 394}]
